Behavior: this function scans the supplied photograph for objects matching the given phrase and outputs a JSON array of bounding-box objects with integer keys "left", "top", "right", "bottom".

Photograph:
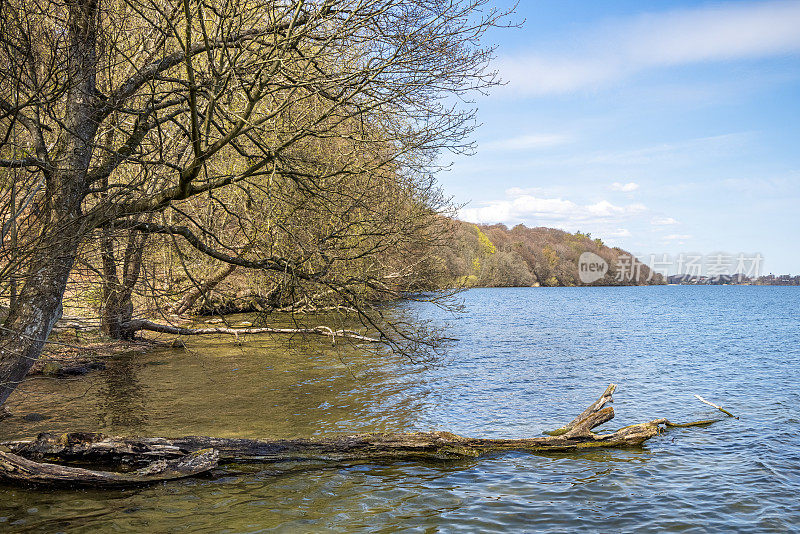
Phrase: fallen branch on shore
[
  {"left": 48, "top": 315, "right": 381, "bottom": 344},
  {"left": 0, "top": 384, "right": 721, "bottom": 488},
  {"left": 122, "top": 319, "right": 381, "bottom": 343}
]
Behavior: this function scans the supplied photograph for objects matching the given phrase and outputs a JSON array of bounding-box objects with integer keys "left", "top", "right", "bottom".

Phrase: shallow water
[{"left": 1, "top": 286, "right": 799, "bottom": 532}]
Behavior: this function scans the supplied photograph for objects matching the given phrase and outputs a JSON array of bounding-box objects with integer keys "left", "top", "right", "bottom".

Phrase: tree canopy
[{"left": 0, "top": 0, "right": 509, "bottom": 406}]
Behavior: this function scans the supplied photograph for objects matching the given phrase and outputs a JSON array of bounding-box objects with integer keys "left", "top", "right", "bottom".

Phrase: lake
[{"left": 1, "top": 286, "right": 799, "bottom": 532}]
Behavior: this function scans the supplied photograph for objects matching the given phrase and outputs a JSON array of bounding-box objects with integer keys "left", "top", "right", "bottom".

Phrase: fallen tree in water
[{"left": 1, "top": 384, "right": 719, "bottom": 487}]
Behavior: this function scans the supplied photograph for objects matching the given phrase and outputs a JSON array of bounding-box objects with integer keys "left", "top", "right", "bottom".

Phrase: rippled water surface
[{"left": 1, "top": 286, "right": 799, "bottom": 532}]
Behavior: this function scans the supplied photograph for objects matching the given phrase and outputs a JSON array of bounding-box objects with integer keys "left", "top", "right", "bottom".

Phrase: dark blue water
[{"left": 1, "top": 286, "right": 799, "bottom": 532}]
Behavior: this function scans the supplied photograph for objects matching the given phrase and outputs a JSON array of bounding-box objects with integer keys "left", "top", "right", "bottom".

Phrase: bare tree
[{"left": 0, "top": 0, "right": 508, "bottom": 406}]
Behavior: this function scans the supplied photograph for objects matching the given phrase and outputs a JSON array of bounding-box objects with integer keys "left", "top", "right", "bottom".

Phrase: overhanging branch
[
  {"left": 0, "top": 157, "right": 41, "bottom": 169},
  {"left": 114, "top": 220, "right": 323, "bottom": 280}
]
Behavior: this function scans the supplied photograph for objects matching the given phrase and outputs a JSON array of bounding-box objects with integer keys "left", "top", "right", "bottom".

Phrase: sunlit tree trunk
[
  {"left": 100, "top": 228, "right": 147, "bottom": 340},
  {"left": 0, "top": 0, "right": 98, "bottom": 405}
]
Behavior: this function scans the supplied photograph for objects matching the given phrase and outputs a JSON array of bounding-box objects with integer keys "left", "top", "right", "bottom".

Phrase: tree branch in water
[{"left": 1, "top": 384, "right": 721, "bottom": 487}]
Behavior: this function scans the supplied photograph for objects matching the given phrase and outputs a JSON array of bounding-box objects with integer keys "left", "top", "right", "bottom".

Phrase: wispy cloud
[
  {"left": 454, "top": 134, "right": 750, "bottom": 177},
  {"left": 584, "top": 134, "right": 751, "bottom": 167},
  {"left": 663, "top": 234, "right": 693, "bottom": 241},
  {"left": 651, "top": 216, "right": 679, "bottom": 226},
  {"left": 499, "top": 56, "right": 609, "bottom": 96},
  {"left": 481, "top": 133, "right": 571, "bottom": 151},
  {"left": 611, "top": 182, "right": 640, "bottom": 192},
  {"left": 608, "top": 228, "right": 633, "bottom": 238},
  {"left": 499, "top": 1, "right": 800, "bottom": 96}
]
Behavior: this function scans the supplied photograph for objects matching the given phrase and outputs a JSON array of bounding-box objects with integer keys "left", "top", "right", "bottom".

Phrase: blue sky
[{"left": 444, "top": 0, "right": 800, "bottom": 274}]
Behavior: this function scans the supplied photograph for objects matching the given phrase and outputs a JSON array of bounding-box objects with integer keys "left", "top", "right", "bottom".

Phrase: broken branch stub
[{"left": 546, "top": 383, "right": 617, "bottom": 436}]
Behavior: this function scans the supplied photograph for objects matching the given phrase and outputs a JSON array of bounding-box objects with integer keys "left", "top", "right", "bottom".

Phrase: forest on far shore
[{"left": 439, "top": 221, "right": 662, "bottom": 289}]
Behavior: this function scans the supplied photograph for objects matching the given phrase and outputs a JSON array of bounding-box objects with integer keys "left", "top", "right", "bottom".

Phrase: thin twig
[{"left": 694, "top": 394, "right": 738, "bottom": 419}]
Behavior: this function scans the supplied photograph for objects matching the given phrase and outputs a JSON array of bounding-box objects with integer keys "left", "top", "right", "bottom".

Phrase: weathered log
[
  {"left": 0, "top": 448, "right": 218, "bottom": 488},
  {"left": 4, "top": 385, "right": 718, "bottom": 469}
]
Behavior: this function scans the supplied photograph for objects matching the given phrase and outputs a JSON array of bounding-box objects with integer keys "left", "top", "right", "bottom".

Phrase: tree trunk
[
  {"left": 0, "top": 448, "right": 217, "bottom": 488},
  {"left": 0, "top": 0, "right": 99, "bottom": 406},
  {"left": 122, "top": 318, "right": 381, "bottom": 343},
  {"left": 0, "top": 234, "right": 80, "bottom": 406},
  {"left": 100, "top": 293, "right": 135, "bottom": 340},
  {"left": 100, "top": 228, "right": 146, "bottom": 340}
]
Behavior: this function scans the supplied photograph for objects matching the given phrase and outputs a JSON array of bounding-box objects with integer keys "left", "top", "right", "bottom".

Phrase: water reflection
[
  {"left": 2, "top": 333, "right": 428, "bottom": 440},
  {"left": 94, "top": 354, "right": 148, "bottom": 430},
  {"left": 0, "top": 449, "right": 668, "bottom": 532}
]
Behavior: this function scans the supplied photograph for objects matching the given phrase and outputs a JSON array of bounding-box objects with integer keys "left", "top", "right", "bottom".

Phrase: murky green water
[{"left": 1, "top": 286, "right": 799, "bottom": 532}]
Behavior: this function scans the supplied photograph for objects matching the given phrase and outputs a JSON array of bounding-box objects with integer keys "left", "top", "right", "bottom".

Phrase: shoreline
[{"left": 26, "top": 283, "right": 797, "bottom": 378}]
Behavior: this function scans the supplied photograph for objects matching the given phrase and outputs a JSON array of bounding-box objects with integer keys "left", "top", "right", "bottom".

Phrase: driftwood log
[{"left": 1, "top": 384, "right": 719, "bottom": 488}]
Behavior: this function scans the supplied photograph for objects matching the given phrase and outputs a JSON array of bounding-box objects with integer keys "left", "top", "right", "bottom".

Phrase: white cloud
[
  {"left": 498, "top": 56, "right": 612, "bottom": 96},
  {"left": 611, "top": 182, "right": 640, "bottom": 192},
  {"left": 651, "top": 216, "right": 679, "bottom": 226},
  {"left": 627, "top": 203, "right": 647, "bottom": 213},
  {"left": 608, "top": 228, "right": 632, "bottom": 238},
  {"left": 663, "top": 234, "right": 692, "bottom": 241},
  {"left": 586, "top": 200, "right": 624, "bottom": 217},
  {"left": 458, "top": 194, "right": 647, "bottom": 228},
  {"left": 481, "top": 134, "right": 570, "bottom": 151},
  {"left": 499, "top": 1, "right": 800, "bottom": 96}
]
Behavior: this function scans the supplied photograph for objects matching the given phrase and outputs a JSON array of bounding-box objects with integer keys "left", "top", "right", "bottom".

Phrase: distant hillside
[{"left": 437, "top": 221, "right": 663, "bottom": 287}]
